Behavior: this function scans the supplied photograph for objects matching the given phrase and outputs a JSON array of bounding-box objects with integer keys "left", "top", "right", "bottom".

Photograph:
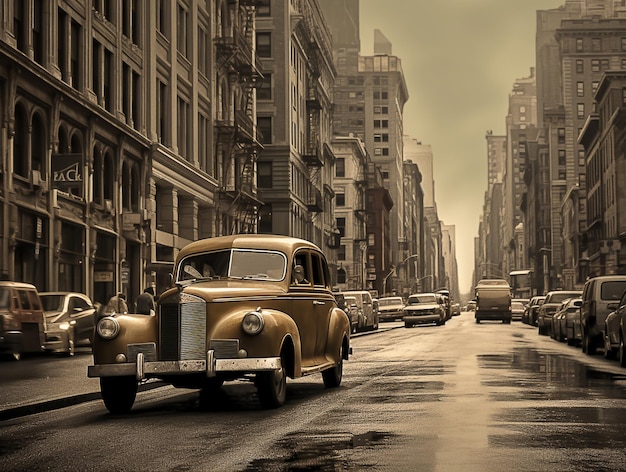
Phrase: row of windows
[{"left": 575, "top": 37, "right": 626, "bottom": 53}]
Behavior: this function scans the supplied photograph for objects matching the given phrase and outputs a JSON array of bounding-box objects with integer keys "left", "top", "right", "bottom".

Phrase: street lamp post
[{"left": 382, "top": 266, "right": 396, "bottom": 296}]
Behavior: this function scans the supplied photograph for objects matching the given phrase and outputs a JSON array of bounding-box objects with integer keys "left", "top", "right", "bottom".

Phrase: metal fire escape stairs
[{"left": 214, "top": 4, "right": 264, "bottom": 235}]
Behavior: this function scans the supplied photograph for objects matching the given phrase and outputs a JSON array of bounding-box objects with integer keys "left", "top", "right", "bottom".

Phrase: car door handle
[{"left": 313, "top": 301, "right": 325, "bottom": 305}]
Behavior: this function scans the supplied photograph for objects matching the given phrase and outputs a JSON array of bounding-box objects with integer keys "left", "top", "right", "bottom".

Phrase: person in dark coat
[{"left": 135, "top": 287, "right": 156, "bottom": 315}]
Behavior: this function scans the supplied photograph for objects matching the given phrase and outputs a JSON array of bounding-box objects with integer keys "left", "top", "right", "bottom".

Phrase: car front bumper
[
  {"left": 88, "top": 345, "right": 281, "bottom": 381},
  {"left": 403, "top": 313, "right": 442, "bottom": 324}
]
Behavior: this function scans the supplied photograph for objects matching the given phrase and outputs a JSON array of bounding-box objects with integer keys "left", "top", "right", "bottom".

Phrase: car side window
[
  {"left": 73, "top": 297, "right": 91, "bottom": 313},
  {"left": 292, "top": 251, "right": 311, "bottom": 286},
  {"left": 18, "top": 290, "right": 31, "bottom": 310},
  {"left": 311, "top": 252, "right": 325, "bottom": 287}
]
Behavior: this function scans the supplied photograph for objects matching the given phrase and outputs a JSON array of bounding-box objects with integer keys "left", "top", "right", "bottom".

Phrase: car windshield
[
  {"left": 512, "top": 302, "right": 525, "bottom": 310},
  {"left": 177, "top": 249, "right": 287, "bottom": 282},
  {"left": 409, "top": 295, "right": 436, "bottom": 304},
  {"left": 379, "top": 298, "right": 403, "bottom": 306},
  {"left": 40, "top": 295, "right": 65, "bottom": 312}
]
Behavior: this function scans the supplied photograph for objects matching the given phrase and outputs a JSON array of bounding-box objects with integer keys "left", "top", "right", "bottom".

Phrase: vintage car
[
  {"left": 402, "top": 293, "right": 446, "bottom": 327},
  {"left": 41, "top": 292, "right": 97, "bottom": 356},
  {"left": 88, "top": 235, "right": 351, "bottom": 413},
  {"left": 377, "top": 296, "right": 405, "bottom": 321}
]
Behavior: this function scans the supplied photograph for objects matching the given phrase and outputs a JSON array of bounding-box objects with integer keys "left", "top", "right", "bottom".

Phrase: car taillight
[{"left": 0, "top": 314, "right": 20, "bottom": 331}]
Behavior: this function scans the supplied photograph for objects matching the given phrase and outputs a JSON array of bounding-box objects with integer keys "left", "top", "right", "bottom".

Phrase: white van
[{"left": 342, "top": 290, "right": 379, "bottom": 332}]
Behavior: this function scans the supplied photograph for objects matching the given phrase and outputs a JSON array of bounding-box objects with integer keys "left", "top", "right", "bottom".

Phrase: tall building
[
  {"left": 359, "top": 31, "right": 409, "bottom": 269},
  {"left": 503, "top": 69, "right": 538, "bottom": 276},
  {"left": 255, "top": 0, "right": 336, "bottom": 255},
  {"left": 0, "top": 1, "right": 262, "bottom": 304}
]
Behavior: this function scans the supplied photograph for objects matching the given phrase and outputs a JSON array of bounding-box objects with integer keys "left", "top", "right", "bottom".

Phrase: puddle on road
[
  {"left": 243, "top": 430, "right": 395, "bottom": 472},
  {"left": 478, "top": 348, "right": 626, "bottom": 400}
]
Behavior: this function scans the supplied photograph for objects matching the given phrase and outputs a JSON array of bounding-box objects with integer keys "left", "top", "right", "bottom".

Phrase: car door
[
  {"left": 289, "top": 249, "right": 318, "bottom": 365},
  {"left": 71, "top": 295, "right": 95, "bottom": 342},
  {"left": 310, "top": 251, "right": 333, "bottom": 357}
]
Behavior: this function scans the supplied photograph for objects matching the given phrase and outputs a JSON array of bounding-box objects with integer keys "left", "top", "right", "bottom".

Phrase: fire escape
[{"left": 214, "top": 2, "right": 264, "bottom": 234}]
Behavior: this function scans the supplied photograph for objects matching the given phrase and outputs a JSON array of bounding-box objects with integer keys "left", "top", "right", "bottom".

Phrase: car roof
[
  {"left": 176, "top": 235, "right": 320, "bottom": 262},
  {"left": 0, "top": 281, "right": 38, "bottom": 290}
]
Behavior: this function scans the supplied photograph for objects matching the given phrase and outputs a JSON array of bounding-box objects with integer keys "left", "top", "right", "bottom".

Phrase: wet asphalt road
[{"left": 2, "top": 313, "right": 626, "bottom": 471}]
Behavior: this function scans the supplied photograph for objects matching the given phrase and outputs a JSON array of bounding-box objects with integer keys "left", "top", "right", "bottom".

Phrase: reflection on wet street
[{"left": 241, "top": 317, "right": 626, "bottom": 472}]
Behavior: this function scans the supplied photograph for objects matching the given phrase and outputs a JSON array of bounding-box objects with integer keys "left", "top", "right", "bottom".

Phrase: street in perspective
[
  {"left": 3, "top": 313, "right": 626, "bottom": 471},
  {"left": 5, "top": 0, "right": 626, "bottom": 471}
]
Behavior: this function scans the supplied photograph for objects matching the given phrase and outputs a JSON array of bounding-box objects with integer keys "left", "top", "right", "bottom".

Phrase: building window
[
  {"left": 257, "top": 0, "right": 270, "bottom": 16},
  {"left": 558, "top": 128, "right": 565, "bottom": 145},
  {"left": 177, "top": 3, "right": 189, "bottom": 58},
  {"left": 336, "top": 193, "right": 345, "bottom": 206},
  {"left": 198, "top": 25, "right": 209, "bottom": 77},
  {"left": 258, "top": 162, "right": 272, "bottom": 188},
  {"left": 157, "top": 0, "right": 169, "bottom": 37},
  {"left": 257, "top": 74, "right": 272, "bottom": 100},
  {"left": 258, "top": 204, "right": 273, "bottom": 233},
  {"left": 336, "top": 218, "right": 346, "bottom": 237},
  {"left": 257, "top": 116, "right": 272, "bottom": 144},
  {"left": 256, "top": 32, "right": 271, "bottom": 57},
  {"left": 157, "top": 79, "right": 170, "bottom": 145},
  {"left": 177, "top": 96, "right": 190, "bottom": 160},
  {"left": 592, "top": 81, "right": 599, "bottom": 94},
  {"left": 622, "top": 38, "right": 626, "bottom": 51},
  {"left": 591, "top": 38, "right": 601, "bottom": 51},
  {"left": 198, "top": 112, "right": 210, "bottom": 173},
  {"left": 33, "top": 0, "right": 44, "bottom": 64},
  {"left": 337, "top": 267, "right": 346, "bottom": 282},
  {"left": 591, "top": 60, "right": 600, "bottom": 72},
  {"left": 576, "top": 38, "right": 583, "bottom": 52},
  {"left": 576, "top": 59, "right": 584, "bottom": 74},
  {"left": 558, "top": 149, "right": 566, "bottom": 166},
  {"left": 577, "top": 82, "right": 584, "bottom": 97},
  {"left": 577, "top": 103, "right": 585, "bottom": 120},
  {"left": 336, "top": 158, "right": 345, "bottom": 177}
]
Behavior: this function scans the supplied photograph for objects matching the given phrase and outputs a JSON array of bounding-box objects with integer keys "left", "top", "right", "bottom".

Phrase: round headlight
[
  {"left": 97, "top": 316, "right": 120, "bottom": 339},
  {"left": 59, "top": 322, "right": 70, "bottom": 330},
  {"left": 242, "top": 310, "right": 264, "bottom": 336}
]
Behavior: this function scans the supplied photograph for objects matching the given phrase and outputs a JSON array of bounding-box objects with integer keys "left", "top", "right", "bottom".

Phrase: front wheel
[
  {"left": 100, "top": 376, "right": 138, "bottom": 414},
  {"left": 583, "top": 331, "right": 597, "bottom": 355},
  {"left": 256, "top": 355, "right": 287, "bottom": 409}
]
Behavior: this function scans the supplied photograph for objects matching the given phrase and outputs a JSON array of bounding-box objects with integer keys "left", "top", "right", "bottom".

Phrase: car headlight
[
  {"left": 97, "top": 316, "right": 120, "bottom": 339},
  {"left": 242, "top": 309, "right": 264, "bottom": 336},
  {"left": 59, "top": 322, "right": 70, "bottom": 330}
]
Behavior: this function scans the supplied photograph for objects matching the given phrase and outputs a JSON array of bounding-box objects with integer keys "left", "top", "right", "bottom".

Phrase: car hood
[{"left": 160, "top": 281, "right": 292, "bottom": 303}]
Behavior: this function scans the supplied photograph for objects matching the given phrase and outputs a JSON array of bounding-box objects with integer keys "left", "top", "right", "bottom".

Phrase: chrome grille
[
  {"left": 209, "top": 339, "right": 240, "bottom": 358},
  {"left": 159, "top": 294, "right": 206, "bottom": 361}
]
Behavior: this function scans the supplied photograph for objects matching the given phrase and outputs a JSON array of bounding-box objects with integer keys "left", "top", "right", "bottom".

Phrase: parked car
[
  {"left": 580, "top": 275, "right": 626, "bottom": 355},
  {"left": 537, "top": 291, "right": 581, "bottom": 336},
  {"left": 88, "top": 235, "right": 351, "bottom": 413},
  {"left": 402, "top": 293, "right": 446, "bottom": 327},
  {"left": 466, "top": 300, "right": 476, "bottom": 312},
  {"left": 474, "top": 279, "right": 512, "bottom": 324},
  {"left": 604, "top": 290, "right": 626, "bottom": 365},
  {"left": 511, "top": 300, "right": 526, "bottom": 322},
  {"left": 551, "top": 298, "right": 582, "bottom": 344},
  {"left": 342, "top": 290, "right": 379, "bottom": 332},
  {"left": 40, "top": 292, "right": 97, "bottom": 356},
  {"left": 522, "top": 295, "right": 545, "bottom": 326},
  {"left": 377, "top": 296, "right": 405, "bottom": 321},
  {"left": 451, "top": 303, "right": 461, "bottom": 316},
  {"left": 0, "top": 281, "right": 46, "bottom": 360},
  {"left": 343, "top": 295, "right": 360, "bottom": 334}
]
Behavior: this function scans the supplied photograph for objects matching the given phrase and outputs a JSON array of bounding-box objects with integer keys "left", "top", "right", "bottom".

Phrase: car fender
[
  {"left": 92, "top": 313, "right": 158, "bottom": 364},
  {"left": 327, "top": 307, "right": 350, "bottom": 360},
  {"left": 207, "top": 308, "right": 303, "bottom": 375}
]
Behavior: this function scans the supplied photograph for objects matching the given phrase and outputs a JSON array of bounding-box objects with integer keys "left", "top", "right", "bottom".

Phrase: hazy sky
[{"left": 359, "top": 0, "right": 564, "bottom": 294}]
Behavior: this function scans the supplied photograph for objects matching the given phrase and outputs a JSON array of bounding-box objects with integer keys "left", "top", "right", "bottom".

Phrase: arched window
[
  {"left": 103, "top": 150, "right": 114, "bottom": 203},
  {"left": 13, "top": 104, "right": 28, "bottom": 177},
  {"left": 58, "top": 125, "right": 69, "bottom": 154},
  {"left": 31, "top": 112, "right": 46, "bottom": 173},
  {"left": 122, "top": 159, "right": 140, "bottom": 212},
  {"left": 337, "top": 268, "right": 346, "bottom": 284}
]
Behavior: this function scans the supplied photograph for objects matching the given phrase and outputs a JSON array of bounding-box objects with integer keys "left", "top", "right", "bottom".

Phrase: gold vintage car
[{"left": 88, "top": 235, "right": 351, "bottom": 412}]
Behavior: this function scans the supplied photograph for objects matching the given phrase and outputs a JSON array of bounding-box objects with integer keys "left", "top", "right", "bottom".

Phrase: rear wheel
[
  {"left": 322, "top": 343, "right": 345, "bottom": 388},
  {"left": 404, "top": 321, "right": 412, "bottom": 328},
  {"left": 100, "top": 376, "right": 138, "bottom": 414},
  {"left": 583, "top": 331, "right": 597, "bottom": 355}
]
